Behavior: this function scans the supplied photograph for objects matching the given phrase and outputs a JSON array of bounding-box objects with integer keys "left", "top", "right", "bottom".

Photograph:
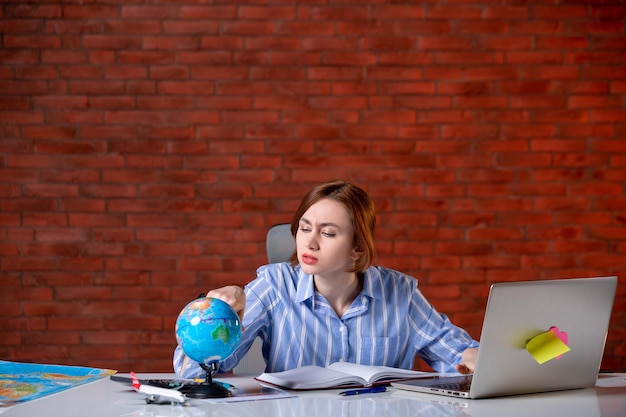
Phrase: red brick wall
[{"left": 1, "top": 1, "right": 625, "bottom": 372}]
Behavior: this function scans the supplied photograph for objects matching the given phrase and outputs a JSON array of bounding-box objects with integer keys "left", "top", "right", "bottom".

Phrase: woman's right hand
[{"left": 206, "top": 285, "right": 246, "bottom": 325}]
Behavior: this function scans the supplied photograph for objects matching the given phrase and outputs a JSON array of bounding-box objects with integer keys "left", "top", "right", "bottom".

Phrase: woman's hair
[{"left": 289, "top": 179, "right": 376, "bottom": 273}]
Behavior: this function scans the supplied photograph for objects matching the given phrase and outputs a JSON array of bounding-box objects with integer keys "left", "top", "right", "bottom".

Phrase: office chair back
[
  {"left": 233, "top": 223, "right": 294, "bottom": 375},
  {"left": 265, "top": 223, "right": 295, "bottom": 263}
]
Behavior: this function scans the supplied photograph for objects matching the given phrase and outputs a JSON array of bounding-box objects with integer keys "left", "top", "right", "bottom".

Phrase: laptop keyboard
[{"left": 424, "top": 375, "right": 473, "bottom": 391}]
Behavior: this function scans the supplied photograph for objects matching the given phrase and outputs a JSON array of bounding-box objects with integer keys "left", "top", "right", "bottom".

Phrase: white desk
[{"left": 2, "top": 373, "right": 625, "bottom": 417}]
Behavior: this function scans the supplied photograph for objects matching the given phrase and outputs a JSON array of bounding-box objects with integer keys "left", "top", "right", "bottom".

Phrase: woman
[{"left": 174, "top": 180, "right": 478, "bottom": 378}]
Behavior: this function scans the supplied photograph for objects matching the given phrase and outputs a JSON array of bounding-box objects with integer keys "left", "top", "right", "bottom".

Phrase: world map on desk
[{"left": 0, "top": 360, "right": 116, "bottom": 405}]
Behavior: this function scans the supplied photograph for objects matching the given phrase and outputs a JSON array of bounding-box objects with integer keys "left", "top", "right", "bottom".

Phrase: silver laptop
[{"left": 392, "top": 276, "right": 617, "bottom": 399}]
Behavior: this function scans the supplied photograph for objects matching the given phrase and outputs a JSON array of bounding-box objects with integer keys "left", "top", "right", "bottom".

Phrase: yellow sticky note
[{"left": 526, "top": 331, "right": 571, "bottom": 364}]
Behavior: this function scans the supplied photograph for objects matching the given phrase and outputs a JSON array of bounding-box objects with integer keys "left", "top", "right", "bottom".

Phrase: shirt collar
[
  {"left": 295, "top": 266, "right": 315, "bottom": 303},
  {"left": 361, "top": 267, "right": 385, "bottom": 301}
]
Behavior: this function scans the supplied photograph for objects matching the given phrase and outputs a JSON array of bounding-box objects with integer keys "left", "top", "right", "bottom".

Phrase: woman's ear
[{"left": 350, "top": 246, "right": 363, "bottom": 261}]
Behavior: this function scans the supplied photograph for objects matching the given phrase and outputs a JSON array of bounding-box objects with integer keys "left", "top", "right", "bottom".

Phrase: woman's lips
[{"left": 301, "top": 254, "right": 318, "bottom": 265}]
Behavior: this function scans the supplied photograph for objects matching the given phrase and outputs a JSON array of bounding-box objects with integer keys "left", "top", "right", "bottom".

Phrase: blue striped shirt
[{"left": 173, "top": 263, "right": 478, "bottom": 378}]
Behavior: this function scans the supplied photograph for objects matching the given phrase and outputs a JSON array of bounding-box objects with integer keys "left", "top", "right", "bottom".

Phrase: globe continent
[{"left": 175, "top": 297, "right": 242, "bottom": 365}]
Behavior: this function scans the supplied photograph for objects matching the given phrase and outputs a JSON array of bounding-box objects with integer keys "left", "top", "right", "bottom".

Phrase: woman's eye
[
  {"left": 299, "top": 226, "right": 311, "bottom": 233},
  {"left": 322, "top": 231, "right": 336, "bottom": 237}
]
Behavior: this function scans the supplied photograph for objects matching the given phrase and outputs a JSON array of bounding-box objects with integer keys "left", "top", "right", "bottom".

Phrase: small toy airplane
[{"left": 131, "top": 372, "right": 186, "bottom": 404}]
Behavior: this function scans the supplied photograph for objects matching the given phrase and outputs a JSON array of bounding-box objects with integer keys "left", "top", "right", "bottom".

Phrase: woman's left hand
[{"left": 456, "top": 348, "right": 478, "bottom": 374}]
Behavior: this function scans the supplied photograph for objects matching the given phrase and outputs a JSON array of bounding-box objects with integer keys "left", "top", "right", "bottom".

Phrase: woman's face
[{"left": 296, "top": 198, "right": 359, "bottom": 277}]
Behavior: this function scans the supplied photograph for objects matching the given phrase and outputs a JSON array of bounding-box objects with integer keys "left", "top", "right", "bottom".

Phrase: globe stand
[{"left": 185, "top": 362, "right": 232, "bottom": 398}]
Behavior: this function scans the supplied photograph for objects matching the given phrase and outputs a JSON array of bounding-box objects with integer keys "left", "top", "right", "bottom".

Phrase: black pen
[{"left": 339, "top": 385, "right": 387, "bottom": 396}]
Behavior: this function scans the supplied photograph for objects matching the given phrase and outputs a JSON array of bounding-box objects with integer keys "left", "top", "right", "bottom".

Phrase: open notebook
[{"left": 392, "top": 276, "right": 617, "bottom": 399}]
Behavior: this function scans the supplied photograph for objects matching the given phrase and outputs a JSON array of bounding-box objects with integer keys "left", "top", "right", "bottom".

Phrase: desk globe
[{"left": 175, "top": 297, "right": 241, "bottom": 398}]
